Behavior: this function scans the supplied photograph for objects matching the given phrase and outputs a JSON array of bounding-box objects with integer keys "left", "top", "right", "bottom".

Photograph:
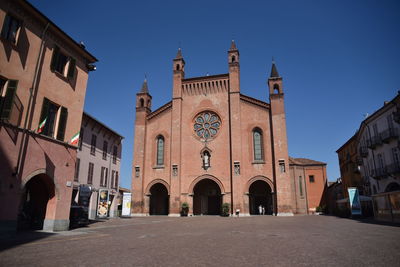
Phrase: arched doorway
[
  {"left": 193, "top": 179, "right": 222, "bottom": 215},
  {"left": 18, "top": 174, "right": 55, "bottom": 230},
  {"left": 249, "top": 180, "right": 273, "bottom": 215},
  {"left": 149, "top": 183, "right": 169, "bottom": 215}
]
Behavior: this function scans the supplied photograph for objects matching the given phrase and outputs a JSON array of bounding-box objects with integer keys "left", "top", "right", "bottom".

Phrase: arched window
[
  {"left": 253, "top": 128, "right": 264, "bottom": 161},
  {"left": 156, "top": 136, "right": 164, "bottom": 166},
  {"left": 140, "top": 98, "right": 144, "bottom": 107},
  {"left": 273, "top": 84, "right": 280, "bottom": 94},
  {"left": 231, "top": 56, "right": 236, "bottom": 63},
  {"left": 176, "top": 64, "right": 180, "bottom": 71}
]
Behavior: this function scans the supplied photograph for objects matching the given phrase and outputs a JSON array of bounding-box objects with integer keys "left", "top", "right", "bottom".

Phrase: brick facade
[{"left": 131, "top": 43, "right": 300, "bottom": 216}]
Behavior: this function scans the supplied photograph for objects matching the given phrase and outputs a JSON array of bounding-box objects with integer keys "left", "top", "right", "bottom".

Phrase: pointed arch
[
  {"left": 156, "top": 135, "right": 164, "bottom": 166},
  {"left": 252, "top": 127, "right": 264, "bottom": 161}
]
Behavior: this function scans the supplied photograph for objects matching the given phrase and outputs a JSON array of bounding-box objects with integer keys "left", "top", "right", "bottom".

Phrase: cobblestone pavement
[{"left": 1, "top": 215, "right": 399, "bottom": 266}]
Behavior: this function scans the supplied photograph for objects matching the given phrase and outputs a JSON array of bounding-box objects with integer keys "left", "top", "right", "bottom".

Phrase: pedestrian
[
  {"left": 262, "top": 206, "right": 265, "bottom": 215},
  {"left": 258, "top": 205, "right": 262, "bottom": 215}
]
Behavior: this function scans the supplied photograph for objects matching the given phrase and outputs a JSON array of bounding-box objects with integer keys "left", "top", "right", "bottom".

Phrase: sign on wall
[
  {"left": 122, "top": 193, "right": 132, "bottom": 217},
  {"left": 348, "top": 187, "right": 362, "bottom": 216},
  {"left": 97, "top": 189, "right": 109, "bottom": 218}
]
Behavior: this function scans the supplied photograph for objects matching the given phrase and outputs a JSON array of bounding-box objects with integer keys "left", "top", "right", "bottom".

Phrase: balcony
[
  {"left": 387, "top": 163, "right": 400, "bottom": 175},
  {"left": 373, "top": 167, "right": 388, "bottom": 179},
  {"left": 393, "top": 110, "right": 400, "bottom": 123},
  {"left": 381, "top": 128, "right": 399, "bottom": 143},
  {"left": 359, "top": 146, "right": 368, "bottom": 158},
  {"left": 367, "top": 135, "right": 383, "bottom": 149}
]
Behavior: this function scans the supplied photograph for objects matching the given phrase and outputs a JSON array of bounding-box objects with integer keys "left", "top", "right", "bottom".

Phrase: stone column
[{"left": 144, "top": 194, "right": 150, "bottom": 215}]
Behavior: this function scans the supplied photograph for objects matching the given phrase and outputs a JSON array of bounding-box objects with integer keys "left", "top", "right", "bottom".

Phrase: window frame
[
  {"left": 90, "top": 134, "right": 97, "bottom": 155},
  {"left": 38, "top": 97, "right": 68, "bottom": 141},
  {"left": 1, "top": 13, "right": 21, "bottom": 45},
  {"left": 309, "top": 175, "right": 315, "bottom": 183},
  {"left": 156, "top": 136, "right": 164, "bottom": 166},
  {"left": 252, "top": 128, "right": 264, "bottom": 162},
  {"left": 112, "top": 145, "right": 117, "bottom": 164},
  {"left": 102, "top": 141, "right": 108, "bottom": 160},
  {"left": 50, "top": 45, "right": 76, "bottom": 80},
  {"left": 87, "top": 162, "right": 94, "bottom": 184}
]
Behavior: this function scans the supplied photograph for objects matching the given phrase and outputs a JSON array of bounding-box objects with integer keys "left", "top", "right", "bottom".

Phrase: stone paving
[{"left": 0, "top": 215, "right": 399, "bottom": 266}]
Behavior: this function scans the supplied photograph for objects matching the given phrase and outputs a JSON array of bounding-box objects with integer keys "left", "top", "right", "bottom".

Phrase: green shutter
[
  {"left": 0, "top": 80, "right": 18, "bottom": 120},
  {"left": 67, "top": 58, "right": 76, "bottom": 79},
  {"left": 50, "top": 45, "right": 59, "bottom": 71},
  {"left": 56, "top": 106, "right": 68, "bottom": 141},
  {"left": 1, "top": 15, "right": 11, "bottom": 39}
]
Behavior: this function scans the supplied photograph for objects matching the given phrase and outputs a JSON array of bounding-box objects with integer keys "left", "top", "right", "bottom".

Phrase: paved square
[{"left": 1, "top": 216, "right": 399, "bottom": 266}]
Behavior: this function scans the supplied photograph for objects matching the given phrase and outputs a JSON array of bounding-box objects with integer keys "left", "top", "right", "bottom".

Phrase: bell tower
[
  {"left": 132, "top": 78, "right": 152, "bottom": 215},
  {"left": 268, "top": 60, "right": 294, "bottom": 216}
]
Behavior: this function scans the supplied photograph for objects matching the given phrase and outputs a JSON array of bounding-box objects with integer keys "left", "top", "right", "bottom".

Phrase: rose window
[{"left": 194, "top": 112, "right": 221, "bottom": 140}]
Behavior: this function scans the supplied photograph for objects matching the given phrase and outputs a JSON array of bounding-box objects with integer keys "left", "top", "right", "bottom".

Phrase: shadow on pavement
[
  {"left": 321, "top": 213, "right": 400, "bottom": 227},
  {"left": 0, "top": 230, "right": 55, "bottom": 252}
]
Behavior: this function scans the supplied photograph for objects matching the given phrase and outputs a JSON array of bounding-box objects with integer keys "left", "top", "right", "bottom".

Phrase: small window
[
  {"left": 1, "top": 14, "right": 21, "bottom": 45},
  {"left": 0, "top": 79, "right": 22, "bottom": 127},
  {"left": 38, "top": 98, "right": 68, "bottom": 141},
  {"left": 176, "top": 64, "right": 180, "bottom": 71},
  {"left": 156, "top": 136, "right": 164, "bottom": 166},
  {"left": 140, "top": 98, "right": 144, "bottom": 107},
  {"left": 135, "top": 166, "right": 140, "bottom": 178},
  {"left": 299, "top": 176, "right": 303, "bottom": 197},
  {"left": 103, "top": 141, "right": 108, "bottom": 160},
  {"left": 111, "top": 170, "right": 115, "bottom": 188},
  {"left": 115, "top": 171, "right": 119, "bottom": 188},
  {"left": 113, "top": 145, "right": 118, "bottom": 164},
  {"left": 279, "top": 160, "right": 285, "bottom": 173},
  {"left": 309, "top": 175, "right": 315, "bottom": 183},
  {"left": 100, "top": 167, "right": 105, "bottom": 186},
  {"left": 231, "top": 56, "right": 236, "bottom": 63},
  {"left": 253, "top": 128, "right": 264, "bottom": 161},
  {"left": 74, "top": 158, "right": 80, "bottom": 182},
  {"left": 234, "top": 162, "right": 240, "bottom": 175},
  {"left": 273, "top": 84, "right": 280, "bottom": 94},
  {"left": 104, "top": 167, "right": 108, "bottom": 187},
  {"left": 50, "top": 45, "right": 76, "bottom": 79},
  {"left": 87, "top": 162, "right": 94, "bottom": 184},
  {"left": 90, "top": 134, "right": 97, "bottom": 155}
]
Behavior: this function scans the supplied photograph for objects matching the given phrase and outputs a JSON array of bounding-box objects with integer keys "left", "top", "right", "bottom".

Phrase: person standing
[{"left": 258, "top": 205, "right": 262, "bottom": 215}]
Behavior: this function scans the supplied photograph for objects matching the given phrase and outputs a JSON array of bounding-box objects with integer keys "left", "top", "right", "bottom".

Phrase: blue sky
[{"left": 30, "top": 0, "right": 400, "bottom": 188}]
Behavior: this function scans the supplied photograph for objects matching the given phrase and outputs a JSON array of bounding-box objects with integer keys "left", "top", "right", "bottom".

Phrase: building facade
[
  {"left": 132, "top": 42, "right": 302, "bottom": 216},
  {"left": 73, "top": 112, "right": 123, "bottom": 219},
  {"left": 0, "top": 0, "right": 96, "bottom": 231},
  {"left": 356, "top": 93, "right": 400, "bottom": 195},
  {"left": 336, "top": 134, "right": 363, "bottom": 198},
  {"left": 289, "top": 157, "right": 327, "bottom": 214}
]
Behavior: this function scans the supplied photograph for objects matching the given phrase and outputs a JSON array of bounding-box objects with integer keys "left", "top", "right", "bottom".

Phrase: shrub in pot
[
  {"left": 181, "top": 202, "right": 189, "bottom": 217},
  {"left": 221, "top": 203, "right": 230, "bottom": 217}
]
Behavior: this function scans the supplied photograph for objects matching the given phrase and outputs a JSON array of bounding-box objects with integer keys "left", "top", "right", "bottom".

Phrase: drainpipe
[
  {"left": 268, "top": 106, "right": 278, "bottom": 215},
  {"left": 15, "top": 22, "right": 50, "bottom": 176},
  {"left": 227, "top": 84, "right": 234, "bottom": 215}
]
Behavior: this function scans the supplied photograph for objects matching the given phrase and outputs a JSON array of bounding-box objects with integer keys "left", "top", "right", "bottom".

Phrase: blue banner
[{"left": 348, "top": 187, "right": 362, "bottom": 215}]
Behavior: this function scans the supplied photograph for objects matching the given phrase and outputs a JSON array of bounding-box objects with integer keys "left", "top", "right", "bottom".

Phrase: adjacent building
[
  {"left": 0, "top": 0, "right": 97, "bottom": 231},
  {"left": 337, "top": 92, "right": 400, "bottom": 221},
  {"left": 336, "top": 134, "right": 363, "bottom": 198},
  {"left": 73, "top": 112, "right": 123, "bottom": 219},
  {"left": 289, "top": 157, "right": 327, "bottom": 214},
  {"left": 131, "top": 42, "right": 327, "bottom": 216}
]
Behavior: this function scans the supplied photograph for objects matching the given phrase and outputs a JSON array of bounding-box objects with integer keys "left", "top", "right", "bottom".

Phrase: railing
[
  {"left": 386, "top": 163, "right": 400, "bottom": 174},
  {"left": 359, "top": 146, "right": 368, "bottom": 157},
  {"left": 381, "top": 128, "right": 398, "bottom": 143},
  {"left": 367, "top": 135, "right": 382, "bottom": 149}
]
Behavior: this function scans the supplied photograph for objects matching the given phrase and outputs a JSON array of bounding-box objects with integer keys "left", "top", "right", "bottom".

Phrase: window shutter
[
  {"left": 67, "top": 58, "right": 76, "bottom": 79},
  {"left": 1, "top": 80, "right": 18, "bottom": 120},
  {"left": 57, "top": 106, "right": 68, "bottom": 141},
  {"left": 50, "top": 45, "right": 59, "bottom": 71},
  {"left": 39, "top": 98, "right": 49, "bottom": 127},
  {"left": 1, "top": 15, "right": 11, "bottom": 39}
]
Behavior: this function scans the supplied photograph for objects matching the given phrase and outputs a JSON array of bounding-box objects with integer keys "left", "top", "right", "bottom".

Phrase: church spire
[
  {"left": 229, "top": 40, "right": 238, "bottom": 51},
  {"left": 175, "top": 47, "right": 183, "bottom": 59},
  {"left": 140, "top": 76, "right": 149, "bottom": 93},
  {"left": 270, "top": 59, "right": 280, "bottom": 78}
]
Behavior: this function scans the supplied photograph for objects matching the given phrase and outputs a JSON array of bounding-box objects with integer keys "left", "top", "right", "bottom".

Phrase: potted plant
[
  {"left": 221, "top": 203, "right": 230, "bottom": 217},
  {"left": 181, "top": 202, "right": 189, "bottom": 217}
]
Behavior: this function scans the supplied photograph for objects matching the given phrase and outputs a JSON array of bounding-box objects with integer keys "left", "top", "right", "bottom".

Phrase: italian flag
[
  {"left": 37, "top": 118, "right": 47, "bottom": 133},
  {"left": 70, "top": 131, "right": 80, "bottom": 145}
]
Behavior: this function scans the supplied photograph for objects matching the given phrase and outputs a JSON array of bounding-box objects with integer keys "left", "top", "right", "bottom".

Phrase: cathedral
[{"left": 131, "top": 41, "right": 297, "bottom": 216}]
